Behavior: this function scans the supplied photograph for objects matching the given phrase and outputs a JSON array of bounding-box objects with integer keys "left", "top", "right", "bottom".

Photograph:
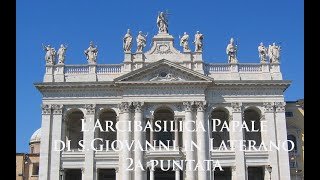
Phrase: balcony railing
[
  {"left": 65, "top": 65, "right": 89, "bottom": 74},
  {"left": 97, "top": 64, "right": 122, "bottom": 74}
]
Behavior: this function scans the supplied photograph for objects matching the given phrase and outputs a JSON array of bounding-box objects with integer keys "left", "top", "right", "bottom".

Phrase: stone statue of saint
[
  {"left": 57, "top": 44, "right": 67, "bottom": 64},
  {"left": 268, "top": 43, "right": 281, "bottom": 63},
  {"left": 123, "top": 29, "right": 133, "bottom": 52},
  {"left": 84, "top": 41, "right": 98, "bottom": 64},
  {"left": 179, "top": 32, "right": 190, "bottom": 52},
  {"left": 43, "top": 44, "right": 56, "bottom": 65},
  {"left": 226, "top": 38, "right": 238, "bottom": 63},
  {"left": 193, "top": 31, "right": 204, "bottom": 52},
  {"left": 136, "top": 31, "right": 148, "bottom": 52},
  {"left": 157, "top": 12, "right": 168, "bottom": 33},
  {"left": 258, "top": 42, "right": 267, "bottom": 62}
]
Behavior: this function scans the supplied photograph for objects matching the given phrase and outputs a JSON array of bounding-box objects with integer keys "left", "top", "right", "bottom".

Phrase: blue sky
[{"left": 16, "top": 0, "right": 304, "bottom": 152}]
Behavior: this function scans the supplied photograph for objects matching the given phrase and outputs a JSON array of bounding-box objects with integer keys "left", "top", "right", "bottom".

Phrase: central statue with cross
[{"left": 157, "top": 10, "right": 171, "bottom": 33}]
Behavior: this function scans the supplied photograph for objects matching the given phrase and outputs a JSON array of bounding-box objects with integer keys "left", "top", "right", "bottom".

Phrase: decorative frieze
[
  {"left": 275, "top": 102, "right": 286, "bottom": 112},
  {"left": 41, "top": 104, "right": 52, "bottom": 114},
  {"left": 133, "top": 102, "right": 144, "bottom": 113},
  {"left": 52, "top": 104, "right": 63, "bottom": 114},
  {"left": 84, "top": 104, "right": 96, "bottom": 115},
  {"left": 263, "top": 102, "right": 274, "bottom": 113},
  {"left": 118, "top": 102, "right": 131, "bottom": 113},
  {"left": 183, "top": 101, "right": 194, "bottom": 111},
  {"left": 231, "top": 102, "right": 242, "bottom": 112},
  {"left": 195, "top": 101, "right": 207, "bottom": 112}
]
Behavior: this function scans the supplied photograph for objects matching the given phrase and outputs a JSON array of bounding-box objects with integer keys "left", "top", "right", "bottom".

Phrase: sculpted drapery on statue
[
  {"left": 84, "top": 41, "right": 98, "bottom": 64},
  {"left": 268, "top": 42, "right": 281, "bottom": 63},
  {"left": 157, "top": 12, "right": 169, "bottom": 33},
  {"left": 179, "top": 32, "right": 190, "bottom": 52},
  {"left": 226, "top": 38, "right": 238, "bottom": 63},
  {"left": 136, "top": 31, "right": 148, "bottom": 52},
  {"left": 43, "top": 44, "right": 56, "bottom": 65},
  {"left": 123, "top": 29, "right": 133, "bottom": 52},
  {"left": 57, "top": 44, "right": 67, "bottom": 64},
  {"left": 258, "top": 42, "right": 267, "bottom": 62},
  {"left": 194, "top": 31, "right": 204, "bottom": 52}
]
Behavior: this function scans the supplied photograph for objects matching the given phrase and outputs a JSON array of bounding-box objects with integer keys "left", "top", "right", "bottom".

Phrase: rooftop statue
[
  {"left": 179, "top": 32, "right": 190, "bottom": 52},
  {"left": 57, "top": 44, "right": 67, "bottom": 64},
  {"left": 268, "top": 42, "right": 281, "bottom": 63},
  {"left": 123, "top": 29, "right": 133, "bottom": 52},
  {"left": 194, "top": 31, "right": 204, "bottom": 52},
  {"left": 43, "top": 44, "right": 56, "bottom": 65},
  {"left": 258, "top": 42, "right": 267, "bottom": 62},
  {"left": 157, "top": 11, "right": 169, "bottom": 33},
  {"left": 84, "top": 41, "right": 98, "bottom": 64},
  {"left": 226, "top": 38, "right": 238, "bottom": 63},
  {"left": 136, "top": 31, "right": 148, "bottom": 52}
]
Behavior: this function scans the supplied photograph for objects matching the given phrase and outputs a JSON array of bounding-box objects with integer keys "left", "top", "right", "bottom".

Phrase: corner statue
[
  {"left": 136, "top": 31, "right": 148, "bottom": 52},
  {"left": 226, "top": 38, "right": 238, "bottom": 63},
  {"left": 194, "top": 31, "right": 204, "bottom": 52},
  {"left": 84, "top": 41, "right": 98, "bottom": 64},
  {"left": 157, "top": 12, "right": 169, "bottom": 33},
  {"left": 179, "top": 32, "right": 190, "bottom": 52},
  {"left": 268, "top": 43, "right": 281, "bottom": 63},
  {"left": 123, "top": 29, "right": 133, "bottom": 52},
  {"left": 57, "top": 44, "right": 67, "bottom": 64},
  {"left": 258, "top": 42, "right": 267, "bottom": 62},
  {"left": 43, "top": 44, "right": 56, "bottom": 65}
]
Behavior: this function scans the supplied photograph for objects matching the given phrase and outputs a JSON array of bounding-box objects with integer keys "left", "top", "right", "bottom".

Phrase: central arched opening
[
  {"left": 97, "top": 109, "right": 117, "bottom": 149},
  {"left": 154, "top": 108, "right": 174, "bottom": 146},
  {"left": 65, "top": 109, "right": 84, "bottom": 150},
  {"left": 211, "top": 108, "right": 230, "bottom": 149},
  {"left": 244, "top": 108, "right": 262, "bottom": 148}
]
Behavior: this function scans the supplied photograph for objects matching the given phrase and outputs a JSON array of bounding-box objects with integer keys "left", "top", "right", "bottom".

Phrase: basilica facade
[{"left": 35, "top": 13, "right": 291, "bottom": 180}]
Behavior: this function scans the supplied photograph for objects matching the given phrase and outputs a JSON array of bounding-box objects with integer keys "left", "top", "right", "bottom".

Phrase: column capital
[
  {"left": 52, "top": 104, "right": 63, "bottom": 114},
  {"left": 115, "top": 167, "right": 119, "bottom": 173},
  {"left": 133, "top": 102, "right": 144, "bottom": 113},
  {"left": 183, "top": 101, "right": 194, "bottom": 112},
  {"left": 195, "top": 101, "right": 207, "bottom": 112},
  {"left": 231, "top": 102, "right": 242, "bottom": 113},
  {"left": 232, "top": 166, "right": 236, "bottom": 171},
  {"left": 263, "top": 102, "right": 275, "bottom": 113},
  {"left": 84, "top": 104, "right": 96, "bottom": 115},
  {"left": 41, "top": 104, "right": 52, "bottom": 114},
  {"left": 275, "top": 102, "right": 286, "bottom": 112},
  {"left": 118, "top": 102, "right": 132, "bottom": 113}
]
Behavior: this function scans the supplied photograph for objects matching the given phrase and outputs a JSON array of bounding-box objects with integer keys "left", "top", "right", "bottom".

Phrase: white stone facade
[{"left": 35, "top": 29, "right": 291, "bottom": 180}]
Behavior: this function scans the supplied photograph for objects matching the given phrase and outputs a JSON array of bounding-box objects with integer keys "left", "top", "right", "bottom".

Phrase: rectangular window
[
  {"left": 285, "top": 112, "right": 294, "bottom": 117},
  {"left": 32, "top": 163, "right": 39, "bottom": 175}
]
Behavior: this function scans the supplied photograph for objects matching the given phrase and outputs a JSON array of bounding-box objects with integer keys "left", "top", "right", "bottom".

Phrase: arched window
[
  {"left": 211, "top": 108, "right": 230, "bottom": 148},
  {"left": 287, "top": 135, "right": 297, "bottom": 152},
  {"left": 244, "top": 108, "right": 262, "bottom": 148},
  {"left": 153, "top": 108, "right": 174, "bottom": 146},
  {"left": 65, "top": 110, "right": 84, "bottom": 150},
  {"left": 97, "top": 109, "right": 117, "bottom": 149}
]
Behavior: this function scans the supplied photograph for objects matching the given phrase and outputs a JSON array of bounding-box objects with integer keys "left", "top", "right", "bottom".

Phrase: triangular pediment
[{"left": 114, "top": 59, "right": 214, "bottom": 83}]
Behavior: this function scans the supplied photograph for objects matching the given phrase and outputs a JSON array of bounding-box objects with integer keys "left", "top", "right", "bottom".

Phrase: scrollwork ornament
[{"left": 41, "top": 104, "right": 52, "bottom": 114}]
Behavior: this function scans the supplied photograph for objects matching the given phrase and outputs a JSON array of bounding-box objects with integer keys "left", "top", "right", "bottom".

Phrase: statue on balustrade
[
  {"left": 226, "top": 38, "right": 238, "bottom": 63},
  {"left": 43, "top": 44, "right": 56, "bottom": 65},
  {"left": 84, "top": 41, "right": 98, "bottom": 64},
  {"left": 193, "top": 31, "right": 204, "bottom": 52},
  {"left": 157, "top": 11, "right": 169, "bottom": 33},
  {"left": 179, "top": 32, "right": 190, "bottom": 52},
  {"left": 258, "top": 42, "right": 267, "bottom": 62},
  {"left": 57, "top": 44, "right": 67, "bottom": 64},
  {"left": 123, "top": 29, "right": 133, "bottom": 52},
  {"left": 268, "top": 42, "right": 281, "bottom": 63},
  {"left": 136, "top": 31, "right": 148, "bottom": 52}
]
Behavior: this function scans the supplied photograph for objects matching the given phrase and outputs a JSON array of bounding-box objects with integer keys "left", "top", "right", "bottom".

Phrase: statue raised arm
[
  {"left": 136, "top": 31, "right": 148, "bottom": 52},
  {"left": 43, "top": 44, "right": 56, "bottom": 65}
]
